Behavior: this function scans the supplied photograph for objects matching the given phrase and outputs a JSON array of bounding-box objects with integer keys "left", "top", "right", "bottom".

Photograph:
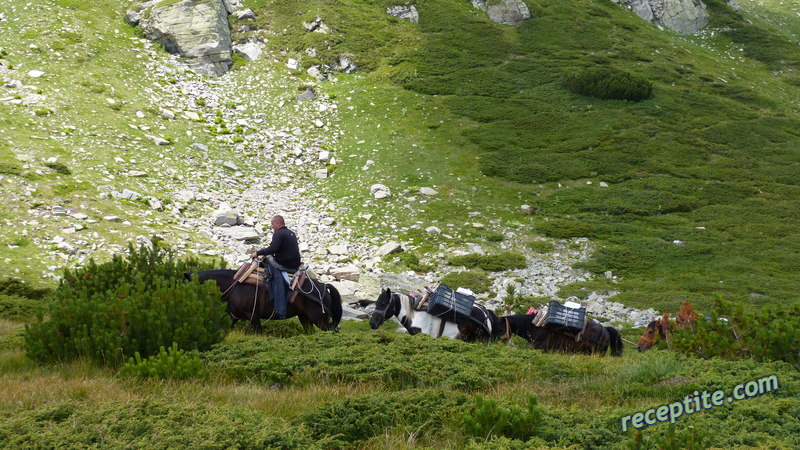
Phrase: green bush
[
  {"left": 536, "top": 218, "right": 596, "bottom": 239},
  {"left": 564, "top": 67, "right": 653, "bottom": 101},
  {"left": 120, "top": 342, "right": 209, "bottom": 380},
  {"left": 448, "top": 252, "right": 527, "bottom": 272},
  {"left": 0, "top": 294, "right": 49, "bottom": 321},
  {"left": 23, "top": 244, "right": 227, "bottom": 367},
  {"left": 43, "top": 161, "right": 71, "bottom": 175},
  {"left": 440, "top": 270, "right": 491, "bottom": 294},
  {"left": 396, "top": 251, "right": 434, "bottom": 273},
  {"left": 670, "top": 300, "right": 800, "bottom": 369},
  {"left": 298, "top": 389, "right": 468, "bottom": 445},
  {"left": 0, "top": 400, "right": 321, "bottom": 448},
  {"left": 527, "top": 240, "right": 555, "bottom": 254},
  {"left": 0, "top": 279, "right": 52, "bottom": 300},
  {"left": 463, "top": 394, "right": 542, "bottom": 441}
]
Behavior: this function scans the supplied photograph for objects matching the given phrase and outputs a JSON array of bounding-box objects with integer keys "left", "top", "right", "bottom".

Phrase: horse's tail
[
  {"left": 606, "top": 326, "right": 623, "bottom": 357},
  {"left": 326, "top": 284, "right": 343, "bottom": 332}
]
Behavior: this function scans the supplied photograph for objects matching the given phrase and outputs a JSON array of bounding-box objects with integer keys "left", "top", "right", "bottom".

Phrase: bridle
[{"left": 373, "top": 292, "right": 400, "bottom": 323}]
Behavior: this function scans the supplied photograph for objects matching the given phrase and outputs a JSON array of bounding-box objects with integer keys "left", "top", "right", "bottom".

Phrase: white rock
[
  {"left": 233, "top": 42, "right": 262, "bottom": 61},
  {"left": 328, "top": 244, "right": 348, "bottom": 255},
  {"left": 377, "top": 241, "right": 402, "bottom": 256},
  {"left": 287, "top": 58, "right": 300, "bottom": 70},
  {"left": 370, "top": 184, "right": 391, "bottom": 199},
  {"left": 314, "top": 168, "right": 328, "bottom": 179},
  {"left": 426, "top": 226, "right": 441, "bottom": 234},
  {"left": 331, "top": 264, "right": 360, "bottom": 282},
  {"left": 160, "top": 108, "right": 175, "bottom": 119},
  {"left": 521, "top": 204, "right": 533, "bottom": 214},
  {"left": 229, "top": 227, "right": 259, "bottom": 241},
  {"left": 419, "top": 187, "right": 437, "bottom": 196},
  {"left": 318, "top": 150, "right": 330, "bottom": 162},
  {"left": 27, "top": 70, "right": 45, "bottom": 78},
  {"left": 183, "top": 111, "right": 201, "bottom": 121},
  {"left": 103, "top": 215, "right": 121, "bottom": 222}
]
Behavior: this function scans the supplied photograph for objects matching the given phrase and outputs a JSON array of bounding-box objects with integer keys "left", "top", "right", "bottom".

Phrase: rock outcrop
[
  {"left": 471, "top": 0, "right": 531, "bottom": 25},
  {"left": 387, "top": 5, "right": 419, "bottom": 23},
  {"left": 138, "top": 0, "right": 233, "bottom": 76},
  {"left": 617, "top": 0, "right": 709, "bottom": 34}
]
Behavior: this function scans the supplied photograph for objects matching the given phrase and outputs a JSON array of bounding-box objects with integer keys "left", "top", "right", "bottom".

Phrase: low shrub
[
  {"left": 0, "top": 294, "right": 49, "bottom": 321},
  {"left": 448, "top": 252, "right": 527, "bottom": 272},
  {"left": 120, "top": 342, "right": 208, "bottom": 380},
  {"left": 670, "top": 300, "right": 800, "bottom": 369},
  {"left": 396, "top": 251, "right": 434, "bottom": 273},
  {"left": 0, "top": 279, "right": 52, "bottom": 300},
  {"left": 440, "top": 270, "right": 491, "bottom": 293},
  {"left": 43, "top": 161, "right": 71, "bottom": 175},
  {"left": 297, "top": 389, "right": 468, "bottom": 445},
  {"left": 0, "top": 400, "right": 321, "bottom": 448},
  {"left": 527, "top": 240, "right": 555, "bottom": 254},
  {"left": 23, "top": 244, "right": 226, "bottom": 367},
  {"left": 463, "top": 394, "right": 542, "bottom": 441},
  {"left": 536, "top": 218, "right": 596, "bottom": 238},
  {"left": 564, "top": 67, "right": 653, "bottom": 101}
]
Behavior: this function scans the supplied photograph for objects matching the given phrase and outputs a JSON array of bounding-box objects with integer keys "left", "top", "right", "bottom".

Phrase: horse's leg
[{"left": 298, "top": 315, "right": 313, "bottom": 334}]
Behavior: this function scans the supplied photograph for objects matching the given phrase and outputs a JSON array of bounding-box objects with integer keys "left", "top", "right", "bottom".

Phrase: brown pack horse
[
  {"left": 637, "top": 301, "right": 698, "bottom": 352},
  {"left": 188, "top": 269, "right": 342, "bottom": 334}
]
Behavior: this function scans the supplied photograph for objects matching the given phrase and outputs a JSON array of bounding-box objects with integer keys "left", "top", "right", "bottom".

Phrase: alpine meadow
[{"left": 0, "top": 0, "right": 799, "bottom": 448}]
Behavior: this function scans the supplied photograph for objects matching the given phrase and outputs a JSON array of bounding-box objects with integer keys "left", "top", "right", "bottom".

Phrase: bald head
[{"left": 271, "top": 215, "right": 285, "bottom": 229}]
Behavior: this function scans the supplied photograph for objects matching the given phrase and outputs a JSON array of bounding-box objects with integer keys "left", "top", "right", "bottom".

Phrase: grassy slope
[
  {"left": 240, "top": 0, "right": 800, "bottom": 312},
  {"left": 1, "top": 320, "right": 799, "bottom": 448}
]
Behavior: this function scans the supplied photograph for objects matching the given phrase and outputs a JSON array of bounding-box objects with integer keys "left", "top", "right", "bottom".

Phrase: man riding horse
[{"left": 250, "top": 215, "right": 301, "bottom": 319}]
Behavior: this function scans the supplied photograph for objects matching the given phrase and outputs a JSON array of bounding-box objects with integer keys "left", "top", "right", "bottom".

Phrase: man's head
[{"left": 270, "top": 215, "right": 286, "bottom": 230}]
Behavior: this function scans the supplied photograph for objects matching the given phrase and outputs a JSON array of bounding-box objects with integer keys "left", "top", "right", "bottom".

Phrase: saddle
[
  {"left": 233, "top": 261, "right": 266, "bottom": 286},
  {"left": 288, "top": 268, "right": 326, "bottom": 307}
]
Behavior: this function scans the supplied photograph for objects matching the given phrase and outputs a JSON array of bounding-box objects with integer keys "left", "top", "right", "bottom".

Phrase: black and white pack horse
[
  {"left": 369, "top": 288, "right": 461, "bottom": 338},
  {"left": 188, "top": 268, "right": 342, "bottom": 334}
]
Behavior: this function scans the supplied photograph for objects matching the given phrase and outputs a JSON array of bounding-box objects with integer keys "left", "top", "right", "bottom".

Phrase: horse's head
[
  {"left": 637, "top": 314, "right": 672, "bottom": 352},
  {"left": 370, "top": 288, "right": 394, "bottom": 330}
]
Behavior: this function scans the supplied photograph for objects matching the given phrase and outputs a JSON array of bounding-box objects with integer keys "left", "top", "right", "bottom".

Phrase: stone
[
  {"left": 103, "top": 216, "right": 121, "bottom": 222},
  {"left": 330, "top": 279, "right": 358, "bottom": 297},
  {"left": 426, "top": 226, "right": 441, "bottom": 234},
  {"left": 377, "top": 241, "right": 403, "bottom": 256},
  {"left": 183, "top": 111, "right": 201, "bottom": 121},
  {"left": 114, "top": 189, "right": 142, "bottom": 201},
  {"left": 71, "top": 212, "right": 89, "bottom": 220},
  {"left": 295, "top": 88, "right": 316, "bottom": 101},
  {"left": 307, "top": 65, "right": 324, "bottom": 81},
  {"left": 213, "top": 205, "right": 241, "bottom": 226},
  {"left": 472, "top": 222, "right": 485, "bottom": 229},
  {"left": 331, "top": 264, "right": 360, "bottom": 282},
  {"left": 387, "top": 5, "right": 419, "bottom": 23},
  {"left": 471, "top": 0, "right": 530, "bottom": 25},
  {"left": 138, "top": 0, "right": 233, "bottom": 76},
  {"left": 370, "top": 184, "right": 391, "bottom": 199},
  {"left": 314, "top": 119, "right": 324, "bottom": 128},
  {"left": 124, "top": 9, "right": 141, "bottom": 26},
  {"left": 161, "top": 108, "right": 176, "bottom": 119},
  {"left": 521, "top": 204, "right": 533, "bottom": 214},
  {"left": 286, "top": 58, "right": 300, "bottom": 71},
  {"left": 236, "top": 8, "right": 256, "bottom": 20},
  {"left": 620, "top": 0, "right": 709, "bottom": 34},
  {"left": 192, "top": 143, "right": 209, "bottom": 151},
  {"left": 599, "top": 181, "right": 609, "bottom": 188},
  {"left": 341, "top": 304, "right": 369, "bottom": 321},
  {"left": 128, "top": 170, "right": 148, "bottom": 177},
  {"left": 52, "top": 206, "right": 67, "bottom": 216},
  {"left": 318, "top": 151, "right": 330, "bottom": 162},
  {"left": 27, "top": 70, "right": 45, "bottom": 78},
  {"left": 146, "top": 134, "right": 170, "bottom": 146},
  {"left": 223, "top": 161, "right": 239, "bottom": 171},
  {"left": 232, "top": 42, "right": 262, "bottom": 61},
  {"left": 419, "top": 187, "right": 437, "bottom": 196},
  {"left": 149, "top": 197, "right": 164, "bottom": 211},
  {"left": 314, "top": 168, "right": 328, "bottom": 179},
  {"left": 57, "top": 242, "right": 77, "bottom": 254},
  {"left": 229, "top": 226, "right": 259, "bottom": 241},
  {"left": 328, "top": 244, "right": 348, "bottom": 255}
]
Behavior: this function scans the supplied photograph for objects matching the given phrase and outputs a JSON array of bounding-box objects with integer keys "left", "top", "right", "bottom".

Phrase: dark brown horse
[
  {"left": 190, "top": 269, "right": 342, "bottom": 334},
  {"left": 500, "top": 313, "right": 623, "bottom": 356},
  {"left": 637, "top": 301, "right": 698, "bottom": 352}
]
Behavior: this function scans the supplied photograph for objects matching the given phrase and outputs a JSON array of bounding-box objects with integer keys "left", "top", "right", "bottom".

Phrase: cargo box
[
  {"left": 544, "top": 300, "right": 586, "bottom": 334},
  {"left": 427, "top": 284, "right": 475, "bottom": 323}
]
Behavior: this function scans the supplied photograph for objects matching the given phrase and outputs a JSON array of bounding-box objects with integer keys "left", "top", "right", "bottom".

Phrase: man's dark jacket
[{"left": 256, "top": 227, "right": 301, "bottom": 270}]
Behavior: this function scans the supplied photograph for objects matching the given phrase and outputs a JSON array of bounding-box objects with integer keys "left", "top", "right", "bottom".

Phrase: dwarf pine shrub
[
  {"left": 448, "top": 252, "right": 527, "bottom": 272},
  {"left": 669, "top": 300, "right": 800, "bottom": 369},
  {"left": 120, "top": 342, "right": 208, "bottom": 380},
  {"left": 564, "top": 67, "right": 653, "bottom": 101},
  {"left": 463, "top": 394, "right": 542, "bottom": 441},
  {"left": 23, "top": 243, "right": 227, "bottom": 367}
]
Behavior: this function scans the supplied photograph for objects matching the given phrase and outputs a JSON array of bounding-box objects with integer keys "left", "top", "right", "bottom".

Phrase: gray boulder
[
  {"left": 387, "top": 5, "right": 419, "bottom": 23},
  {"left": 138, "top": 0, "right": 233, "bottom": 76},
  {"left": 471, "top": 0, "right": 530, "bottom": 25},
  {"left": 125, "top": 9, "right": 142, "bottom": 26},
  {"left": 232, "top": 42, "right": 262, "bottom": 61},
  {"left": 620, "top": 0, "right": 709, "bottom": 34}
]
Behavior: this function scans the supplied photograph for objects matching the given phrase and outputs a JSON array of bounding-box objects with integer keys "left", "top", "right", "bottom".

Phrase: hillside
[{"left": 1, "top": 0, "right": 799, "bottom": 447}]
